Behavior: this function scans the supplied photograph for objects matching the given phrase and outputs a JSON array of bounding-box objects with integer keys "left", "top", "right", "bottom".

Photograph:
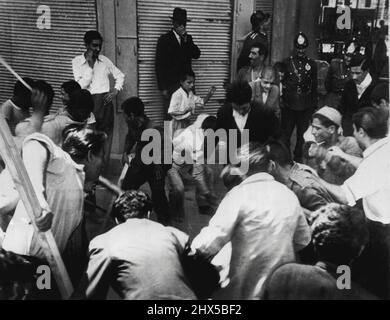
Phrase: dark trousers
[
  {"left": 121, "top": 163, "right": 171, "bottom": 226},
  {"left": 352, "top": 220, "right": 390, "bottom": 299},
  {"left": 281, "top": 107, "right": 313, "bottom": 161},
  {"left": 92, "top": 93, "right": 114, "bottom": 166}
]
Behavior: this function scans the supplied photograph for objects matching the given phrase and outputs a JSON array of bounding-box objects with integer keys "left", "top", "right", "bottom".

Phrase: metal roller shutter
[
  {"left": 0, "top": 0, "right": 97, "bottom": 113},
  {"left": 137, "top": 0, "right": 233, "bottom": 125}
]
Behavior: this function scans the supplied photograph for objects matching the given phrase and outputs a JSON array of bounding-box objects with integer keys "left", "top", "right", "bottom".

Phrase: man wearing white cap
[{"left": 304, "top": 106, "right": 362, "bottom": 185}]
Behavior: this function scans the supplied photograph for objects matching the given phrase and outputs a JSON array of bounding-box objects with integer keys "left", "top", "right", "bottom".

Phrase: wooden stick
[
  {"left": 0, "top": 55, "right": 33, "bottom": 92},
  {"left": 0, "top": 115, "right": 73, "bottom": 299},
  {"left": 98, "top": 176, "right": 123, "bottom": 196}
]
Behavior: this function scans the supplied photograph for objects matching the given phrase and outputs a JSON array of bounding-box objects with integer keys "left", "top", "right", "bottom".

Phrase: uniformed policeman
[
  {"left": 237, "top": 10, "right": 270, "bottom": 71},
  {"left": 323, "top": 39, "right": 360, "bottom": 108},
  {"left": 281, "top": 32, "right": 318, "bottom": 162}
]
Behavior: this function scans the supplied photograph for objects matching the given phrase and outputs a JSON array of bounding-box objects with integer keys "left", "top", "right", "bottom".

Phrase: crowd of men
[{"left": 0, "top": 7, "right": 389, "bottom": 300}]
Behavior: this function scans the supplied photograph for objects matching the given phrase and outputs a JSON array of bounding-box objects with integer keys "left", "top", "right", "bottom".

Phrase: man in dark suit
[
  {"left": 216, "top": 81, "right": 281, "bottom": 163},
  {"left": 339, "top": 56, "right": 376, "bottom": 136},
  {"left": 254, "top": 66, "right": 280, "bottom": 119},
  {"left": 155, "top": 7, "right": 201, "bottom": 119}
]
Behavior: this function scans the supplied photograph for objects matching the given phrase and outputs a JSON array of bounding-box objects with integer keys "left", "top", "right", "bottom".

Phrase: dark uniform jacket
[
  {"left": 325, "top": 58, "right": 351, "bottom": 94},
  {"left": 237, "top": 31, "right": 268, "bottom": 71},
  {"left": 155, "top": 30, "right": 201, "bottom": 93},
  {"left": 286, "top": 163, "right": 334, "bottom": 213},
  {"left": 282, "top": 56, "right": 318, "bottom": 111}
]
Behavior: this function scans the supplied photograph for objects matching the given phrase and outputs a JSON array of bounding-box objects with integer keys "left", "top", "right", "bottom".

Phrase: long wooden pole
[{"left": 0, "top": 115, "right": 73, "bottom": 299}]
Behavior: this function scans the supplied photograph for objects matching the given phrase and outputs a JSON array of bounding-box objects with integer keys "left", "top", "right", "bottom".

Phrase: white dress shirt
[
  {"left": 356, "top": 73, "right": 372, "bottom": 99},
  {"left": 192, "top": 173, "right": 311, "bottom": 299},
  {"left": 72, "top": 54, "right": 125, "bottom": 95},
  {"left": 232, "top": 109, "right": 249, "bottom": 132},
  {"left": 342, "top": 137, "right": 390, "bottom": 224}
]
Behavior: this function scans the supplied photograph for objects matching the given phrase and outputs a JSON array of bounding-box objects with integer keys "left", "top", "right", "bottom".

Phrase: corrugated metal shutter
[
  {"left": 255, "top": 0, "right": 274, "bottom": 61},
  {"left": 137, "top": 0, "right": 233, "bottom": 125},
  {"left": 0, "top": 0, "right": 97, "bottom": 113}
]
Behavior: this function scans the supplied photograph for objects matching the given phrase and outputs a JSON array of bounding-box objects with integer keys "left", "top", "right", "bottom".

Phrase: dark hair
[
  {"left": 267, "top": 140, "right": 294, "bottom": 167},
  {"left": 67, "top": 89, "right": 94, "bottom": 122},
  {"left": 250, "top": 10, "right": 270, "bottom": 30},
  {"left": 201, "top": 116, "right": 217, "bottom": 130},
  {"left": 61, "top": 80, "right": 81, "bottom": 95},
  {"left": 13, "top": 77, "right": 34, "bottom": 98},
  {"left": 311, "top": 204, "right": 369, "bottom": 265},
  {"left": 371, "top": 83, "right": 389, "bottom": 105},
  {"left": 83, "top": 30, "right": 103, "bottom": 45},
  {"left": 62, "top": 128, "right": 106, "bottom": 162},
  {"left": 274, "top": 61, "right": 287, "bottom": 74},
  {"left": 180, "top": 70, "right": 195, "bottom": 82},
  {"left": 112, "top": 190, "right": 153, "bottom": 223},
  {"left": 235, "top": 143, "right": 270, "bottom": 176},
  {"left": 122, "top": 97, "right": 145, "bottom": 117},
  {"left": 226, "top": 81, "right": 252, "bottom": 105},
  {"left": 251, "top": 42, "right": 268, "bottom": 60},
  {"left": 312, "top": 113, "right": 339, "bottom": 130},
  {"left": 33, "top": 80, "right": 55, "bottom": 111},
  {"left": 350, "top": 56, "right": 370, "bottom": 71},
  {"left": 221, "top": 165, "right": 245, "bottom": 190},
  {"left": 352, "top": 107, "right": 388, "bottom": 139}
]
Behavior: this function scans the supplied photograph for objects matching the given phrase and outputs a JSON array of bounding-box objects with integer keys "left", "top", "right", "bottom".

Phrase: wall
[{"left": 96, "top": 0, "right": 138, "bottom": 157}]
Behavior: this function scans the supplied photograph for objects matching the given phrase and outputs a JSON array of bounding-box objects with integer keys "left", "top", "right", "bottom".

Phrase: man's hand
[
  {"left": 328, "top": 146, "right": 346, "bottom": 159},
  {"left": 121, "top": 153, "right": 130, "bottom": 166},
  {"left": 104, "top": 89, "right": 118, "bottom": 104},
  {"left": 31, "top": 88, "right": 48, "bottom": 114},
  {"left": 35, "top": 209, "right": 53, "bottom": 232}
]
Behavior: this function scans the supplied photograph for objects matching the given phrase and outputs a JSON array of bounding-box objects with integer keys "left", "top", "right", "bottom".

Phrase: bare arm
[{"left": 318, "top": 177, "right": 348, "bottom": 204}]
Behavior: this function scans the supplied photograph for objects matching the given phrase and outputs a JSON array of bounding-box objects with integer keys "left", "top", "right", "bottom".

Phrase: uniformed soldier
[
  {"left": 323, "top": 39, "right": 360, "bottom": 108},
  {"left": 236, "top": 10, "right": 270, "bottom": 71},
  {"left": 281, "top": 32, "right": 318, "bottom": 162}
]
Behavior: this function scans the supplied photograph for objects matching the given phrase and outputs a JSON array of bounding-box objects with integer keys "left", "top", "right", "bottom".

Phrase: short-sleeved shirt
[
  {"left": 2, "top": 133, "right": 85, "bottom": 259},
  {"left": 342, "top": 137, "right": 390, "bottom": 224},
  {"left": 0, "top": 99, "right": 30, "bottom": 136},
  {"left": 168, "top": 87, "right": 204, "bottom": 120}
]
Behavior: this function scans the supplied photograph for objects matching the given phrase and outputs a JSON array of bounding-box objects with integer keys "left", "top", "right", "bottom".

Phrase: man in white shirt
[
  {"left": 318, "top": 107, "right": 390, "bottom": 299},
  {"left": 192, "top": 144, "right": 311, "bottom": 300},
  {"left": 72, "top": 30, "right": 125, "bottom": 165}
]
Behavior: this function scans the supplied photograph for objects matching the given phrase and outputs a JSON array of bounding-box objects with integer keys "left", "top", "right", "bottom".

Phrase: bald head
[{"left": 260, "top": 66, "right": 275, "bottom": 93}]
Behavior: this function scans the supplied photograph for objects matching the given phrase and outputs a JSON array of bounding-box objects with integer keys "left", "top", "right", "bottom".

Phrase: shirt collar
[
  {"left": 80, "top": 53, "right": 102, "bottom": 65},
  {"left": 232, "top": 109, "right": 249, "bottom": 119},
  {"left": 356, "top": 72, "right": 372, "bottom": 95},
  {"left": 240, "top": 172, "right": 274, "bottom": 186},
  {"left": 172, "top": 29, "right": 181, "bottom": 44},
  {"left": 363, "top": 137, "right": 389, "bottom": 158}
]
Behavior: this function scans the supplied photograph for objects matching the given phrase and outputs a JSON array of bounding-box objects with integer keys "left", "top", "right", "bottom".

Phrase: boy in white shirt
[{"left": 168, "top": 71, "right": 215, "bottom": 138}]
